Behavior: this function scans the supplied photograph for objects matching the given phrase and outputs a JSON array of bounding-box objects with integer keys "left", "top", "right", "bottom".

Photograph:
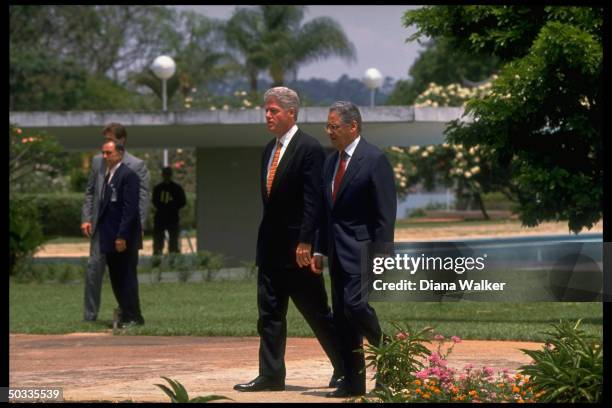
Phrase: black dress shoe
[
  {"left": 325, "top": 385, "right": 363, "bottom": 398},
  {"left": 233, "top": 376, "right": 285, "bottom": 392},
  {"left": 328, "top": 373, "right": 345, "bottom": 388}
]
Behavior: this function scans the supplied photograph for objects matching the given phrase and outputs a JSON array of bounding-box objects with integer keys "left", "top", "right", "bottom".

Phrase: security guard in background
[{"left": 152, "top": 167, "right": 186, "bottom": 255}]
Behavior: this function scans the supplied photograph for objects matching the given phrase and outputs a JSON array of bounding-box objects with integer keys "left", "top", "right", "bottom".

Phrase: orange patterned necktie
[{"left": 266, "top": 140, "right": 282, "bottom": 196}]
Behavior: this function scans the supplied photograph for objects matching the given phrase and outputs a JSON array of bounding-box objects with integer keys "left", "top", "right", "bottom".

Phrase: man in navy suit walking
[
  {"left": 96, "top": 139, "right": 144, "bottom": 328},
  {"left": 313, "top": 101, "right": 397, "bottom": 397}
]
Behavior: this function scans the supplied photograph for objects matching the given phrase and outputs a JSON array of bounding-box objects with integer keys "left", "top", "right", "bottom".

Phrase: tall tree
[
  {"left": 225, "top": 5, "right": 356, "bottom": 91},
  {"left": 388, "top": 37, "right": 500, "bottom": 105},
  {"left": 404, "top": 6, "right": 602, "bottom": 232}
]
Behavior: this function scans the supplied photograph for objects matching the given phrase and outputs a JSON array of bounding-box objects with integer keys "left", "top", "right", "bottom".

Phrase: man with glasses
[
  {"left": 313, "top": 101, "right": 397, "bottom": 397},
  {"left": 80, "top": 123, "right": 150, "bottom": 323}
]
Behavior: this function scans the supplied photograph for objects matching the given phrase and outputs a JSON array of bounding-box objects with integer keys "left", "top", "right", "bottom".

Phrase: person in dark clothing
[{"left": 152, "top": 167, "right": 186, "bottom": 255}]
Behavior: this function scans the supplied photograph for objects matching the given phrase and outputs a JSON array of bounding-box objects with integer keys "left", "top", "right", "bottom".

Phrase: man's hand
[
  {"left": 310, "top": 254, "right": 324, "bottom": 275},
  {"left": 115, "top": 238, "right": 127, "bottom": 253},
  {"left": 81, "top": 222, "right": 92, "bottom": 238},
  {"left": 296, "top": 243, "right": 312, "bottom": 268}
]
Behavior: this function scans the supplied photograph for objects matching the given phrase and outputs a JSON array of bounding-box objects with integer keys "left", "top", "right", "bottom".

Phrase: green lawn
[
  {"left": 395, "top": 218, "right": 518, "bottom": 229},
  {"left": 10, "top": 278, "right": 602, "bottom": 341}
]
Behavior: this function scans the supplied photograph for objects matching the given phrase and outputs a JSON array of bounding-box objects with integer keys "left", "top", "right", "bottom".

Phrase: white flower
[
  {"left": 421, "top": 151, "right": 429, "bottom": 158},
  {"left": 432, "top": 102, "right": 439, "bottom": 107},
  {"left": 209, "top": 106, "right": 217, "bottom": 111},
  {"left": 243, "top": 99, "right": 252, "bottom": 107},
  {"left": 464, "top": 171, "right": 472, "bottom": 178},
  {"left": 222, "top": 104, "right": 229, "bottom": 110},
  {"left": 456, "top": 152, "right": 464, "bottom": 159},
  {"left": 409, "top": 146, "right": 420, "bottom": 154},
  {"left": 390, "top": 146, "right": 404, "bottom": 153},
  {"left": 474, "top": 156, "right": 480, "bottom": 163},
  {"left": 514, "top": 74, "right": 520, "bottom": 80},
  {"left": 442, "top": 143, "right": 450, "bottom": 149},
  {"left": 426, "top": 145, "right": 435, "bottom": 153},
  {"left": 579, "top": 96, "right": 591, "bottom": 109},
  {"left": 470, "top": 166, "right": 480, "bottom": 174}
]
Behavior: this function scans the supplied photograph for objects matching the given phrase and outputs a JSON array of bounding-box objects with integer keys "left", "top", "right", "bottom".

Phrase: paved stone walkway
[{"left": 10, "top": 333, "right": 541, "bottom": 403}]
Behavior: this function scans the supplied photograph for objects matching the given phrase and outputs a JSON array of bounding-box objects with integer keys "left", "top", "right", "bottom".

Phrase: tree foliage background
[{"left": 402, "top": 6, "right": 602, "bottom": 232}]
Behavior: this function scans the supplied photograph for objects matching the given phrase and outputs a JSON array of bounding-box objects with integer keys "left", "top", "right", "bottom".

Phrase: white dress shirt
[{"left": 266, "top": 124, "right": 298, "bottom": 180}]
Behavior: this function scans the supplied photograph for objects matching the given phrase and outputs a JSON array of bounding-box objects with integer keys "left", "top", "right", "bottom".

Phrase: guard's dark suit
[
  {"left": 317, "top": 137, "right": 397, "bottom": 394},
  {"left": 255, "top": 128, "right": 343, "bottom": 381},
  {"left": 152, "top": 180, "right": 186, "bottom": 254},
  {"left": 97, "top": 164, "right": 144, "bottom": 324}
]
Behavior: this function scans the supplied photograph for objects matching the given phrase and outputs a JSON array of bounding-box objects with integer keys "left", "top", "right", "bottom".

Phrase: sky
[{"left": 174, "top": 5, "right": 425, "bottom": 82}]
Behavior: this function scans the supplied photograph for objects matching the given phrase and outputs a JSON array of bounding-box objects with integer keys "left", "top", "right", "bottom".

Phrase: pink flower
[
  {"left": 395, "top": 331, "right": 408, "bottom": 340},
  {"left": 428, "top": 352, "right": 442, "bottom": 364},
  {"left": 415, "top": 370, "right": 428, "bottom": 380},
  {"left": 16, "top": 128, "right": 22, "bottom": 134},
  {"left": 483, "top": 367, "right": 494, "bottom": 377},
  {"left": 451, "top": 336, "right": 461, "bottom": 343},
  {"left": 434, "top": 334, "right": 445, "bottom": 341}
]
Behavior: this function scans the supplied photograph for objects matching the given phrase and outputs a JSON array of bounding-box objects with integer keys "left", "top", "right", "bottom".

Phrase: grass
[
  {"left": 395, "top": 218, "right": 519, "bottom": 229},
  {"left": 10, "top": 278, "right": 602, "bottom": 341},
  {"left": 43, "top": 230, "right": 198, "bottom": 245}
]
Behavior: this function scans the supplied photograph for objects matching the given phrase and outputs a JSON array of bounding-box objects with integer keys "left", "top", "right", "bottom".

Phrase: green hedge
[{"left": 15, "top": 192, "right": 197, "bottom": 237}]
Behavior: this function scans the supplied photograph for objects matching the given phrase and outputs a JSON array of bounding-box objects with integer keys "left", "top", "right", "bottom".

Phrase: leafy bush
[
  {"left": 519, "top": 319, "right": 602, "bottom": 403},
  {"left": 360, "top": 324, "right": 537, "bottom": 403},
  {"left": 154, "top": 376, "right": 231, "bottom": 403},
  {"left": 9, "top": 197, "right": 45, "bottom": 275},
  {"left": 11, "top": 192, "right": 197, "bottom": 237},
  {"left": 363, "top": 322, "right": 432, "bottom": 391},
  {"left": 197, "top": 251, "right": 225, "bottom": 282}
]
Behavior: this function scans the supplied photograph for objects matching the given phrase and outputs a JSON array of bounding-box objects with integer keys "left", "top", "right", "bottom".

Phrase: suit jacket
[
  {"left": 97, "top": 164, "right": 143, "bottom": 253},
  {"left": 81, "top": 151, "right": 150, "bottom": 233},
  {"left": 317, "top": 137, "right": 397, "bottom": 275},
  {"left": 256, "top": 128, "right": 326, "bottom": 268}
]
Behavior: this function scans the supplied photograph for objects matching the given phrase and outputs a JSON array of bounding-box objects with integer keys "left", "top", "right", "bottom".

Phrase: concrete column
[{"left": 196, "top": 147, "right": 263, "bottom": 265}]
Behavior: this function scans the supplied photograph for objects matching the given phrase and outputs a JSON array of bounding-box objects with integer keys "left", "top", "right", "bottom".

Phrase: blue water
[{"left": 397, "top": 191, "right": 454, "bottom": 219}]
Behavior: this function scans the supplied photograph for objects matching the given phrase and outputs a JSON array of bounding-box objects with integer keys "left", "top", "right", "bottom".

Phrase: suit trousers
[
  {"left": 83, "top": 230, "right": 107, "bottom": 321},
  {"left": 330, "top": 254, "right": 383, "bottom": 394},
  {"left": 257, "top": 265, "right": 344, "bottom": 381},
  {"left": 153, "top": 221, "right": 180, "bottom": 255},
  {"left": 106, "top": 248, "right": 143, "bottom": 323}
]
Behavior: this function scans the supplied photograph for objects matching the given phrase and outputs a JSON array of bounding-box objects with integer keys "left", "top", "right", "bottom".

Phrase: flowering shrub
[
  {"left": 360, "top": 324, "right": 537, "bottom": 403},
  {"left": 414, "top": 79, "right": 495, "bottom": 108}
]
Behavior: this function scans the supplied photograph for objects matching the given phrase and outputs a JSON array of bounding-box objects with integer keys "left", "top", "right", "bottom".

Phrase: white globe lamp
[{"left": 363, "top": 68, "right": 384, "bottom": 107}]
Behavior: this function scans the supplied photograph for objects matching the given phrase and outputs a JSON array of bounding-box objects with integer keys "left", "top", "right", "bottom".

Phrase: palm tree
[
  {"left": 225, "top": 5, "right": 356, "bottom": 92},
  {"left": 130, "top": 11, "right": 238, "bottom": 107}
]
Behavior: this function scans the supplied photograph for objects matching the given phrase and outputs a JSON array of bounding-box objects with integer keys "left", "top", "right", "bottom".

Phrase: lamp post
[
  {"left": 151, "top": 55, "right": 176, "bottom": 166},
  {"left": 363, "top": 68, "right": 383, "bottom": 108}
]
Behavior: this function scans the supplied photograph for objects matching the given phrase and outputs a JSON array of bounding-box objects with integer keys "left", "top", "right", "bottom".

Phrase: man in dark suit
[
  {"left": 81, "top": 122, "right": 149, "bottom": 322},
  {"left": 312, "top": 101, "right": 397, "bottom": 398},
  {"left": 96, "top": 139, "right": 144, "bottom": 328},
  {"left": 234, "top": 87, "right": 344, "bottom": 392}
]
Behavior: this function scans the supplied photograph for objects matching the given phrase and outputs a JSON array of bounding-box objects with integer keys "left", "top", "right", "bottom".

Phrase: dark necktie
[
  {"left": 332, "top": 151, "right": 348, "bottom": 202},
  {"left": 101, "top": 171, "right": 110, "bottom": 200}
]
